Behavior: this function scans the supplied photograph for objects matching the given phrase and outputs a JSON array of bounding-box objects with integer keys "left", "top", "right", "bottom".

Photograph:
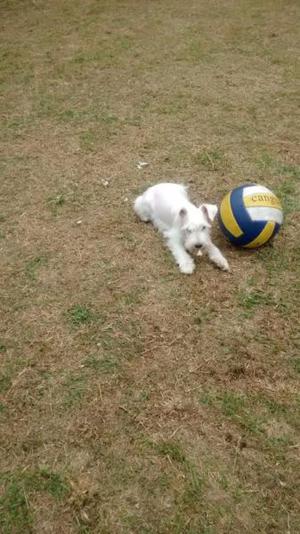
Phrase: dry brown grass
[{"left": 0, "top": 0, "right": 299, "bottom": 532}]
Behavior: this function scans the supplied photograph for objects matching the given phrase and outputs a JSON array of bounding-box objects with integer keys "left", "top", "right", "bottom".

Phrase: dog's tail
[
  {"left": 134, "top": 195, "right": 143, "bottom": 213},
  {"left": 134, "top": 195, "right": 150, "bottom": 222}
]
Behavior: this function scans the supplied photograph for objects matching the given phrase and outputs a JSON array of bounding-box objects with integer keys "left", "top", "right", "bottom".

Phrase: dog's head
[{"left": 178, "top": 204, "right": 218, "bottom": 252}]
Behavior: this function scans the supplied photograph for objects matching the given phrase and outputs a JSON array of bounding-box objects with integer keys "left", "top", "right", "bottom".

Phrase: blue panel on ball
[
  {"left": 273, "top": 222, "right": 281, "bottom": 238},
  {"left": 229, "top": 185, "right": 266, "bottom": 246}
]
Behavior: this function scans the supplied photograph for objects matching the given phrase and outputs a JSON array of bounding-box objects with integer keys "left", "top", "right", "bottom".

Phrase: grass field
[{"left": 0, "top": 0, "right": 299, "bottom": 532}]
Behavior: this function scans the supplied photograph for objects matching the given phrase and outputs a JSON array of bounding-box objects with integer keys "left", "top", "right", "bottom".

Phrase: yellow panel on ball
[{"left": 243, "top": 193, "right": 282, "bottom": 209}]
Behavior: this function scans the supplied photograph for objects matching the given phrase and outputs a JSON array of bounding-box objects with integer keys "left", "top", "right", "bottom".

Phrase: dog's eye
[
  {"left": 186, "top": 228, "right": 192, "bottom": 234},
  {"left": 199, "top": 226, "right": 206, "bottom": 232}
]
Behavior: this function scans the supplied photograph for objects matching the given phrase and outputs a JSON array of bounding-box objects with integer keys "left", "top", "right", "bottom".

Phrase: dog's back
[{"left": 143, "top": 183, "right": 188, "bottom": 228}]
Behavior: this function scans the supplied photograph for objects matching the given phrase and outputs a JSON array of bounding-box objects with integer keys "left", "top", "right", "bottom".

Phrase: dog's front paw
[
  {"left": 215, "top": 256, "right": 230, "bottom": 271},
  {"left": 179, "top": 259, "right": 195, "bottom": 274}
]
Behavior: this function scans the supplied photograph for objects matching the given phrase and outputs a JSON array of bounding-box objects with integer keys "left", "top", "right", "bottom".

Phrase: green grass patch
[
  {"left": 83, "top": 354, "right": 119, "bottom": 374},
  {"left": 237, "top": 288, "right": 271, "bottom": 316},
  {"left": 199, "top": 390, "right": 299, "bottom": 439},
  {"left": 63, "top": 374, "right": 87, "bottom": 408},
  {"left": 156, "top": 441, "right": 186, "bottom": 464},
  {"left": 182, "top": 463, "right": 205, "bottom": 505},
  {"left": 27, "top": 468, "right": 69, "bottom": 499},
  {"left": 256, "top": 153, "right": 299, "bottom": 214},
  {"left": 0, "top": 372, "right": 12, "bottom": 394},
  {"left": 0, "top": 358, "right": 31, "bottom": 395},
  {"left": 119, "top": 287, "right": 145, "bottom": 308},
  {"left": 291, "top": 357, "right": 300, "bottom": 374},
  {"left": 47, "top": 193, "right": 65, "bottom": 214},
  {"left": 237, "top": 281, "right": 291, "bottom": 317},
  {"left": 0, "top": 468, "right": 69, "bottom": 533},
  {"left": 0, "top": 476, "right": 32, "bottom": 533},
  {"left": 277, "top": 177, "right": 299, "bottom": 215},
  {"left": 257, "top": 153, "right": 299, "bottom": 179},
  {"left": 47, "top": 190, "right": 86, "bottom": 214},
  {"left": 78, "top": 122, "right": 119, "bottom": 151},
  {"left": 182, "top": 35, "right": 216, "bottom": 64},
  {"left": 69, "top": 35, "right": 134, "bottom": 68},
  {"left": 2, "top": 117, "right": 30, "bottom": 137},
  {"left": 93, "top": 319, "right": 143, "bottom": 361},
  {"left": 200, "top": 391, "right": 264, "bottom": 435},
  {"left": 154, "top": 440, "right": 205, "bottom": 506},
  {"left": 25, "top": 256, "right": 47, "bottom": 280},
  {"left": 79, "top": 129, "right": 98, "bottom": 152},
  {"left": 58, "top": 108, "right": 119, "bottom": 125},
  {"left": 257, "top": 246, "right": 289, "bottom": 274},
  {"left": 138, "top": 390, "right": 150, "bottom": 402},
  {"left": 193, "top": 148, "right": 227, "bottom": 171},
  {"left": 71, "top": 50, "right": 115, "bottom": 66},
  {"left": 155, "top": 95, "right": 187, "bottom": 116},
  {"left": 194, "top": 307, "right": 217, "bottom": 328},
  {"left": 67, "top": 305, "right": 95, "bottom": 326}
]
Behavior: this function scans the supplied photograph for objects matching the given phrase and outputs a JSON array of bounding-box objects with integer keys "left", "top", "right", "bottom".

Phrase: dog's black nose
[{"left": 195, "top": 244, "right": 203, "bottom": 249}]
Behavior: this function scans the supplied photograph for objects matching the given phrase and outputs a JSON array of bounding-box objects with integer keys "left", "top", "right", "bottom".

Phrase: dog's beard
[
  {"left": 185, "top": 242, "right": 196, "bottom": 253},
  {"left": 184, "top": 235, "right": 207, "bottom": 253},
  {"left": 185, "top": 240, "right": 210, "bottom": 255}
]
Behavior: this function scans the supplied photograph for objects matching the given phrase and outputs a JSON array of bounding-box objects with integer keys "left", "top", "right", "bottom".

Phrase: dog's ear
[
  {"left": 200, "top": 204, "right": 218, "bottom": 224},
  {"left": 179, "top": 207, "right": 188, "bottom": 224}
]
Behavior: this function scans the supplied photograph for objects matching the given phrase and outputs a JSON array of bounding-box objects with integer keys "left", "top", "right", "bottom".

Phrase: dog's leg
[
  {"left": 134, "top": 195, "right": 151, "bottom": 222},
  {"left": 205, "top": 241, "right": 229, "bottom": 271},
  {"left": 165, "top": 232, "right": 195, "bottom": 274}
]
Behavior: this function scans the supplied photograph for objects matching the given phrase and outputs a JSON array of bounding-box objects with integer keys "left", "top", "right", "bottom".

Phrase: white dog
[{"left": 134, "top": 183, "right": 229, "bottom": 274}]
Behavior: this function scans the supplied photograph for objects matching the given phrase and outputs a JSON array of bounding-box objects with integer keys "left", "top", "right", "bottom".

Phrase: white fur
[{"left": 134, "top": 183, "right": 229, "bottom": 274}]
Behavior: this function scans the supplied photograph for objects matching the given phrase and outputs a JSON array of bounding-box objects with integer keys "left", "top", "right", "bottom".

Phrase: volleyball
[{"left": 218, "top": 184, "right": 283, "bottom": 248}]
